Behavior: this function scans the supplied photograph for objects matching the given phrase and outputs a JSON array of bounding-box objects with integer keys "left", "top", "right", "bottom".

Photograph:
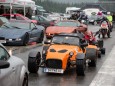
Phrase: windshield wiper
[
  {"left": 12, "top": 26, "right": 22, "bottom": 29},
  {"left": 3, "top": 25, "right": 10, "bottom": 28}
]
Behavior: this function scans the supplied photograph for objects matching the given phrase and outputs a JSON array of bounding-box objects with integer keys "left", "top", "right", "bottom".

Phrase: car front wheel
[{"left": 22, "top": 73, "right": 28, "bottom": 86}]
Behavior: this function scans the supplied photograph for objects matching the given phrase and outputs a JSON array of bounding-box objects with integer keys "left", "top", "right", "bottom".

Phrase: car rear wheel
[
  {"left": 101, "top": 48, "right": 106, "bottom": 54},
  {"left": 28, "top": 51, "right": 41, "bottom": 73},
  {"left": 98, "top": 51, "right": 101, "bottom": 58},
  {"left": 86, "top": 48, "right": 97, "bottom": 67},
  {"left": 88, "top": 59, "right": 97, "bottom": 67},
  {"left": 22, "top": 73, "right": 28, "bottom": 86}
]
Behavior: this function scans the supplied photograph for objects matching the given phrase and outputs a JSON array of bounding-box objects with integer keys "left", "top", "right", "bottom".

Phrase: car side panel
[{"left": 0, "top": 57, "right": 17, "bottom": 86}]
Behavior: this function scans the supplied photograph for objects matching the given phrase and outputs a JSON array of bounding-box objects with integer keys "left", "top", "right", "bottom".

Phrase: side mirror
[
  {"left": 44, "top": 40, "right": 51, "bottom": 44},
  {"left": 0, "top": 60, "right": 10, "bottom": 69}
]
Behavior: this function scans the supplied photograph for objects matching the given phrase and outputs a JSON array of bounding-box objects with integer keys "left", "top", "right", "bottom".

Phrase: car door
[
  {"left": 0, "top": 46, "right": 16, "bottom": 86},
  {"left": 29, "top": 22, "right": 41, "bottom": 41}
]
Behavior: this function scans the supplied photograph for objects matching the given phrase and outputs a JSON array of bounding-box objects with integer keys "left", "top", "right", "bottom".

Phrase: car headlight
[
  {"left": 16, "top": 38, "right": 22, "bottom": 41},
  {"left": 8, "top": 39, "right": 12, "bottom": 41},
  {"left": 69, "top": 52, "right": 74, "bottom": 56},
  {"left": 43, "top": 50, "right": 46, "bottom": 54}
]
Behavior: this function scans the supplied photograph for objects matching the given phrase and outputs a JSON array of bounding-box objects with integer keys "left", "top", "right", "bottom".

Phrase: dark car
[
  {"left": 0, "top": 16, "right": 45, "bottom": 45},
  {"left": 32, "top": 15, "right": 54, "bottom": 28}
]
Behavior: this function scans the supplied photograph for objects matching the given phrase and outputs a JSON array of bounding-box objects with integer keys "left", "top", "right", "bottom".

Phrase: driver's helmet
[{"left": 107, "top": 12, "right": 110, "bottom": 15}]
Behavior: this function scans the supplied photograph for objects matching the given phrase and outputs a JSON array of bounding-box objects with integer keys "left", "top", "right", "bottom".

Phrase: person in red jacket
[{"left": 83, "top": 29, "right": 96, "bottom": 44}]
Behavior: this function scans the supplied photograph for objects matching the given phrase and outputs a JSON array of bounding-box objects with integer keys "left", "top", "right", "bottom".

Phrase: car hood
[
  {"left": 0, "top": 28, "right": 29, "bottom": 38},
  {"left": 46, "top": 44, "right": 80, "bottom": 60},
  {"left": 46, "top": 26, "right": 76, "bottom": 34}
]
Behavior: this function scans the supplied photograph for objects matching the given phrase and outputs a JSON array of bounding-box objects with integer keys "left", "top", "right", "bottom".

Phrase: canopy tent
[
  {"left": 0, "top": 0, "right": 35, "bottom": 7},
  {"left": 0, "top": 0, "right": 36, "bottom": 16}
]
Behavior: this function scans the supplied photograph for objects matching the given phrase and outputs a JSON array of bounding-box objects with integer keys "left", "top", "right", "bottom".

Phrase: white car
[{"left": 0, "top": 43, "right": 28, "bottom": 86}]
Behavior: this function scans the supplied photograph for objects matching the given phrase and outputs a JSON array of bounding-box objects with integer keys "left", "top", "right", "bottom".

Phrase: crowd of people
[{"left": 0, "top": 5, "right": 32, "bottom": 19}]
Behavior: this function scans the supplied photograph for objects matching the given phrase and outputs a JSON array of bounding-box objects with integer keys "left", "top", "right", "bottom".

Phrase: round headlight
[{"left": 69, "top": 52, "right": 74, "bottom": 56}]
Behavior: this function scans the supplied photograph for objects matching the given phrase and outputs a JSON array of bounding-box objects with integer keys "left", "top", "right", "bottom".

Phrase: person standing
[
  {"left": 26, "top": 8, "right": 32, "bottom": 19},
  {"left": 106, "top": 12, "right": 113, "bottom": 32},
  {"left": 0, "top": 5, "right": 4, "bottom": 15}
]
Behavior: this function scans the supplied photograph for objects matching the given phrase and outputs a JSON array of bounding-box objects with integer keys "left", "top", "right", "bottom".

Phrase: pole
[
  {"left": 24, "top": 1, "right": 25, "bottom": 16},
  {"left": 10, "top": 2, "right": 12, "bottom": 19}
]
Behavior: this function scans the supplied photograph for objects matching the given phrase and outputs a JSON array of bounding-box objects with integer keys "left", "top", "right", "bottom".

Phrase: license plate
[
  {"left": 44, "top": 68, "right": 64, "bottom": 74},
  {"left": 0, "top": 40, "right": 6, "bottom": 43}
]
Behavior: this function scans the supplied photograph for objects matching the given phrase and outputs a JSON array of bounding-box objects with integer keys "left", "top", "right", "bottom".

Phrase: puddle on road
[{"left": 5, "top": 43, "right": 42, "bottom": 55}]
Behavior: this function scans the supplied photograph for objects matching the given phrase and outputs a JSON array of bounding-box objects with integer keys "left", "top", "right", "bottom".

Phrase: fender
[
  {"left": 29, "top": 51, "right": 41, "bottom": 58},
  {"left": 19, "top": 65, "right": 28, "bottom": 86},
  {"left": 76, "top": 53, "right": 85, "bottom": 60}
]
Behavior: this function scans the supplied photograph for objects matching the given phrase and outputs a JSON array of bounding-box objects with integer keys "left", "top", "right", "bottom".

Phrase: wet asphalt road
[{"left": 5, "top": 25, "right": 115, "bottom": 86}]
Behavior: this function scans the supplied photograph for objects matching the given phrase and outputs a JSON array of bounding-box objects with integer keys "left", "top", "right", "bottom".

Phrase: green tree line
[
  {"left": 33, "top": 0, "right": 84, "bottom": 13},
  {"left": 33, "top": 0, "right": 115, "bottom": 13}
]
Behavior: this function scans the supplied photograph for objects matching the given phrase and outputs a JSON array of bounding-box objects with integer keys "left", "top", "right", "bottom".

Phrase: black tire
[
  {"left": 86, "top": 48, "right": 97, "bottom": 60},
  {"left": 98, "top": 39, "right": 103, "bottom": 48},
  {"left": 22, "top": 73, "right": 28, "bottom": 86},
  {"left": 102, "top": 34, "right": 105, "bottom": 38},
  {"left": 88, "top": 59, "right": 97, "bottom": 67},
  {"left": 107, "top": 30, "right": 110, "bottom": 38},
  {"left": 76, "top": 53, "right": 86, "bottom": 76},
  {"left": 98, "top": 51, "right": 101, "bottom": 58},
  {"left": 28, "top": 52, "right": 41, "bottom": 73},
  {"left": 101, "top": 48, "right": 106, "bottom": 54},
  {"left": 76, "top": 59, "right": 85, "bottom": 76},
  {"left": 23, "top": 33, "right": 29, "bottom": 46},
  {"left": 37, "top": 32, "right": 44, "bottom": 43},
  {"left": 86, "top": 48, "right": 97, "bottom": 67}
]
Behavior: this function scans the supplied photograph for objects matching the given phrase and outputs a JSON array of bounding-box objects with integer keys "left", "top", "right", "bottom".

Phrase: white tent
[
  {"left": 0, "top": 0, "right": 35, "bottom": 16},
  {"left": 0, "top": 0, "right": 35, "bottom": 7}
]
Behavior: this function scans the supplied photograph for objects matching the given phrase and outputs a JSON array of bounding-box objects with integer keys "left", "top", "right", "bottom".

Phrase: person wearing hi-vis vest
[{"left": 106, "top": 12, "right": 113, "bottom": 32}]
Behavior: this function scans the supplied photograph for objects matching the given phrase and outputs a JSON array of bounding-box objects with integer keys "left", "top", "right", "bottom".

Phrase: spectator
[
  {"left": 25, "top": 8, "right": 32, "bottom": 19},
  {"left": 0, "top": 5, "right": 4, "bottom": 15}
]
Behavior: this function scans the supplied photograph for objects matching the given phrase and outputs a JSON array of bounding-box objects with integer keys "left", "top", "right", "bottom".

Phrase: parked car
[
  {"left": 32, "top": 15, "right": 54, "bottom": 28},
  {"left": 45, "top": 20, "right": 87, "bottom": 39},
  {"left": 28, "top": 33, "right": 104, "bottom": 76},
  {"left": 2, "top": 14, "right": 37, "bottom": 24},
  {"left": 0, "top": 43, "right": 28, "bottom": 86},
  {"left": 0, "top": 16, "right": 45, "bottom": 45}
]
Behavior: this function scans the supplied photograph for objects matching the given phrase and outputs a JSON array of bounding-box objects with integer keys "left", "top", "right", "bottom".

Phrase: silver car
[{"left": 0, "top": 43, "right": 28, "bottom": 86}]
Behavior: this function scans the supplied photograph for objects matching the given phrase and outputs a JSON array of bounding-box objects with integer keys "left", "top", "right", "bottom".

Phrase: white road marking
[{"left": 89, "top": 46, "right": 115, "bottom": 86}]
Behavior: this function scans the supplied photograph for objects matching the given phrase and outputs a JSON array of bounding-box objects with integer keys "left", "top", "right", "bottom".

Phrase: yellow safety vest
[{"left": 107, "top": 15, "right": 113, "bottom": 22}]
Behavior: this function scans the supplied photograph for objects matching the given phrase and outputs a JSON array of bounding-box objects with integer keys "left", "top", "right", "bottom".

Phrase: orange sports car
[
  {"left": 28, "top": 33, "right": 105, "bottom": 76},
  {"left": 45, "top": 20, "right": 87, "bottom": 39}
]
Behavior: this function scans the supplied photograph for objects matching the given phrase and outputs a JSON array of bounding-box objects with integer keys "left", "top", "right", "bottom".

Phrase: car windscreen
[
  {"left": 55, "top": 21, "right": 80, "bottom": 27},
  {"left": 52, "top": 36, "right": 80, "bottom": 46},
  {"left": 10, "top": 22, "right": 35, "bottom": 29}
]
